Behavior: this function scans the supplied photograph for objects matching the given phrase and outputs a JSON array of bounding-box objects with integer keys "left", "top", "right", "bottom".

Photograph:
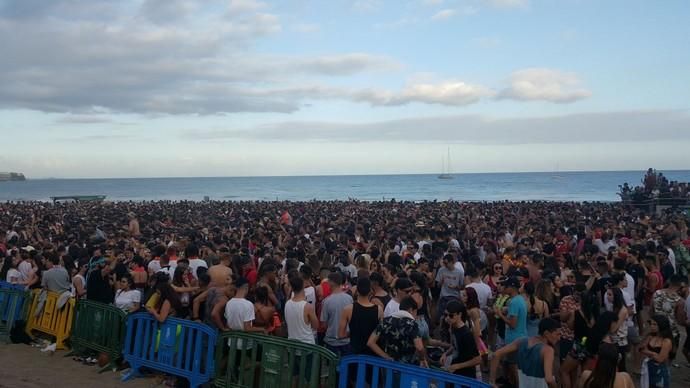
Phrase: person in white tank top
[{"left": 285, "top": 275, "right": 319, "bottom": 344}]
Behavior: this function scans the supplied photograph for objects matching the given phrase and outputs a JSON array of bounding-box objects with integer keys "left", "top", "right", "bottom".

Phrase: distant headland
[{"left": 0, "top": 172, "right": 26, "bottom": 181}]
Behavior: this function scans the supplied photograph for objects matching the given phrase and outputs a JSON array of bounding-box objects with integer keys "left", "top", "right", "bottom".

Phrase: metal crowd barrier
[
  {"left": 337, "top": 355, "right": 491, "bottom": 388},
  {"left": 25, "top": 289, "right": 75, "bottom": 350},
  {"left": 0, "top": 285, "right": 30, "bottom": 343},
  {"left": 67, "top": 299, "right": 127, "bottom": 372},
  {"left": 214, "top": 331, "right": 338, "bottom": 388},
  {"left": 121, "top": 312, "right": 217, "bottom": 388}
]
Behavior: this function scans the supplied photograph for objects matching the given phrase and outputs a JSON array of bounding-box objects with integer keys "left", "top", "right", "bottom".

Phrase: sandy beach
[{"left": 0, "top": 344, "right": 151, "bottom": 388}]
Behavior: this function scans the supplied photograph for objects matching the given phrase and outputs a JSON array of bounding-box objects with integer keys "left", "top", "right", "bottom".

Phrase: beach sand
[
  {"left": 1, "top": 342, "right": 690, "bottom": 387},
  {"left": 0, "top": 344, "right": 152, "bottom": 388}
]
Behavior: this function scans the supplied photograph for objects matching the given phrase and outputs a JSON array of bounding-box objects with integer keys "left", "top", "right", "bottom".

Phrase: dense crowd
[
  {"left": 2, "top": 199, "right": 690, "bottom": 388},
  {"left": 619, "top": 168, "right": 690, "bottom": 203}
]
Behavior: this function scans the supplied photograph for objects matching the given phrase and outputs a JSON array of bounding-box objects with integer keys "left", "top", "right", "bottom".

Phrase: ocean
[{"left": 1, "top": 171, "right": 689, "bottom": 202}]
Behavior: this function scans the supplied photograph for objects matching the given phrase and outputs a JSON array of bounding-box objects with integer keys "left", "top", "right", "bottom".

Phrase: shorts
[{"left": 559, "top": 339, "right": 573, "bottom": 361}]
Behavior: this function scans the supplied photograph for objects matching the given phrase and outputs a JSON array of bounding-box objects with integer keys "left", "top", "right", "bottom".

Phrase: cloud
[
  {"left": 355, "top": 80, "right": 494, "bottom": 106},
  {"left": 0, "top": 1, "right": 404, "bottom": 115},
  {"left": 185, "top": 110, "right": 690, "bottom": 145},
  {"left": 498, "top": 68, "right": 591, "bottom": 103},
  {"left": 485, "top": 0, "right": 529, "bottom": 8},
  {"left": 54, "top": 115, "right": 115, "bottom": 124},
  {"left": 431, "top": 9, "right": 456, "bottom": 20}
]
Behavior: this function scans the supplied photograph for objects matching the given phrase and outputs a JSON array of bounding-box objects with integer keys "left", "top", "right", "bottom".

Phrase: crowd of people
[
  {"left": 619, "top": 168, "right": 690, "bottom": 203},
  {"left": 2, "top": 199, "right": 690, "bottom": 387}
]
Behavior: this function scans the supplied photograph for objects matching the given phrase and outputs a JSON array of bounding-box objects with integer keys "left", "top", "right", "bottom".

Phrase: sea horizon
[
  {"left": 22, "top": 168, "right": 690, "bottom": 181},
  {"left": 2, "top": 170, "right": 690, "bottom": 203}
]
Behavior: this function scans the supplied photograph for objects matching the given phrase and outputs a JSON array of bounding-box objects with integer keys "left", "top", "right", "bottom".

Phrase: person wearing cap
[
  {"left": 384, "top": 277, "right": 413, "bottom": 318},
  {"left": 489, "top": 318, "right": 561, "bottom": 388},
  {"left": 494, "top": 276, "right": 527, "bottom": 387}
]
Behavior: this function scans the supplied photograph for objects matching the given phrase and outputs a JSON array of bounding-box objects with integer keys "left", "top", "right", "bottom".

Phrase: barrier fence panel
[
  {"left": 68, "top": 299, "right": 127, "bottom": 372},
  {"left": 0, "top": 281, "right": 27, "bottom": 325},
  {"left": 337, "top": 355, "right": 491, "bottom": 388},
  {"left": 214, "top": 331, "right": 338, "bottom": 388},
  {"left": 0, "top": 287, "right": 30, "bottom": 343},
  {"left": 25, "top": 290, "right": 75, "bottom": 350},
  {"left": 121, "top": 312, "right": 217, "bottom": 388}
]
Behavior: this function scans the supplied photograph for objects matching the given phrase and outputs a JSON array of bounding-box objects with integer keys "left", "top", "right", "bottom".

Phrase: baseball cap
[{"left": 499, "top": 276, "right": 521, "bottom": 289}]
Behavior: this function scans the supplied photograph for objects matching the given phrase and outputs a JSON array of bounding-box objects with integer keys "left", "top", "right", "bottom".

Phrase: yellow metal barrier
[{"left": 25, "top": 289, "right": 76, "bottom": 350}]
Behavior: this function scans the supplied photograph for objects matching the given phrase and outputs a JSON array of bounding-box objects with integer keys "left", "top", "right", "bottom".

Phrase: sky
[{"left": 0, "top": 0, "right": 689, "bottom": 178}]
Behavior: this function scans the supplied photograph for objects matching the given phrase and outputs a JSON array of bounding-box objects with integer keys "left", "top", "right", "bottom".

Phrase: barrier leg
[{"left": 121, "top": 363, "right": 141, "bottom": 382}]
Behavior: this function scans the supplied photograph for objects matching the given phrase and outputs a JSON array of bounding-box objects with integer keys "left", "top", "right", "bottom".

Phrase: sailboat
[{"left": 438, "top": 147, "right": 454, "bottom": 180}]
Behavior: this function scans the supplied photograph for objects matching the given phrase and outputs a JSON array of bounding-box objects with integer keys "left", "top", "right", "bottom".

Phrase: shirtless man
[{"left": 207, "top": 250, "right": 233, "bottom": 288}]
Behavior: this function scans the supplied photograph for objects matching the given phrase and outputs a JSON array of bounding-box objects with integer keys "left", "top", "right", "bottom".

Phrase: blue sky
[{"left": 0, "top": 0, "right": 689, "bottom": 178}]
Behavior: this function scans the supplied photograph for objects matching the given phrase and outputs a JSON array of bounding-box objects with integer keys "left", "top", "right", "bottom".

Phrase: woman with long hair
[
  {"left": 583, "top": 311, "right": 619, "bottom": 371},
  {"left": 578, "top": 342, "right": 634, "bottom": 388},
  {"left": 254, "top": 285, "right": 277, "bottom": 333},
  {"left": 606, "top": 287, "right": 629, "bottom": 371},
  {"left": 524, "top": 281, "right": 550, "bottom": 337},
  {"left": 559, "top": 286, "right": 594, "bottom": 388},
  {"left": 638, "top": 314, "right": 673, "bottom": 388},
  {"left": 483, "top": 261, "right": 503, "bottom": 296},
  {"left": 171, "top": 266, "right": 197, "bottom": 317},
  {"left": 145, "top": 277, "right": 183, "bottom": 322}
]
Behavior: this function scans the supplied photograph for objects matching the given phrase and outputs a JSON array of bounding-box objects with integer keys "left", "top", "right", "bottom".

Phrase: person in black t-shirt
[
  {"left": 86, "top": 256, "right": 115, "bottom": 304},
  {"left": 441, "top": 300, "right": 480, "bottom": 379}
]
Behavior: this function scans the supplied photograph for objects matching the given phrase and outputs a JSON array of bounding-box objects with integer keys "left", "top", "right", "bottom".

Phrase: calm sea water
[{"left": 1, "top": 171, "right": 690, "bottom": 202}]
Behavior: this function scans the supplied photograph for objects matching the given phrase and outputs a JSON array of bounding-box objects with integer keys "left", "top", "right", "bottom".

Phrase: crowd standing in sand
[{"left": 2, "top": 198, "right": 690, "bottom": 387}]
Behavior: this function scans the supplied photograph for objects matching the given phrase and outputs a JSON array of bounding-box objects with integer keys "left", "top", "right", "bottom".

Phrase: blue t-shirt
[{"left": 505, "top": 295, "right": 528, "bottom": 344}]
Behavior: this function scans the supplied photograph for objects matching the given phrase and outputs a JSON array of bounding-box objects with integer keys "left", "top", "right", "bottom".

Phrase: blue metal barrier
[
  {"left": 0, "top": 282, "right": 27, "bottom": 322},
  {"left": 121, "top": 312, "right": 217, "bottom": 388},
  {"left": 338, "top": 355, "right": 491, "bottom": 388},
  {"left": 0, "top": 287, "right": 30, "bottom": 343}
]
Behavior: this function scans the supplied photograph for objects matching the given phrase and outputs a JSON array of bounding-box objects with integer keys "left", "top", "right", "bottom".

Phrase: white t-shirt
[
  {"left": 225, "top": 298, "right": 255, "bottom": 349},
  {"left": 466, "top": 280, "right": 493, "bottom": 309},
  {"left": 157, "top": 262, "right": 177, "bottom": 278},
  {"left": 594, "top": 239, "right": 617, "bottom": 254},
  {"left": 148, "top": 259, "right": 161, "bottom": 274},
  {"left": 6, "top": 268, "right": 22, "bottom": 283},
  {"left": 115, "top": 289, "right": 141, "bottom": 312},
  {"left": 188, "top": 258, "right": 208, "bottom": 280},
  {"left": 18, "top": 261, "right": 32, "bottom": 281},
  {"left": 383, "top": 298, "right": 400, "bottom": 318}
]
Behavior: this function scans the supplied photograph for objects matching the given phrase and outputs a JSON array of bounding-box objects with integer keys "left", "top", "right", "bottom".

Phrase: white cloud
[
  {"left": 186, "top": 110, "right": 690, "bottom": 145},
  {"left": 356, "top": 80, "right": 494, "bottom": 106},
  {"left": 498, "top": 68, "right": 591, "bottom": 103},
  {"left": 431, "top": 9, "right": 456, "bottom": 20},
  {"left": 485, "top": 0, "right": 529, "bottom": 8}
]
